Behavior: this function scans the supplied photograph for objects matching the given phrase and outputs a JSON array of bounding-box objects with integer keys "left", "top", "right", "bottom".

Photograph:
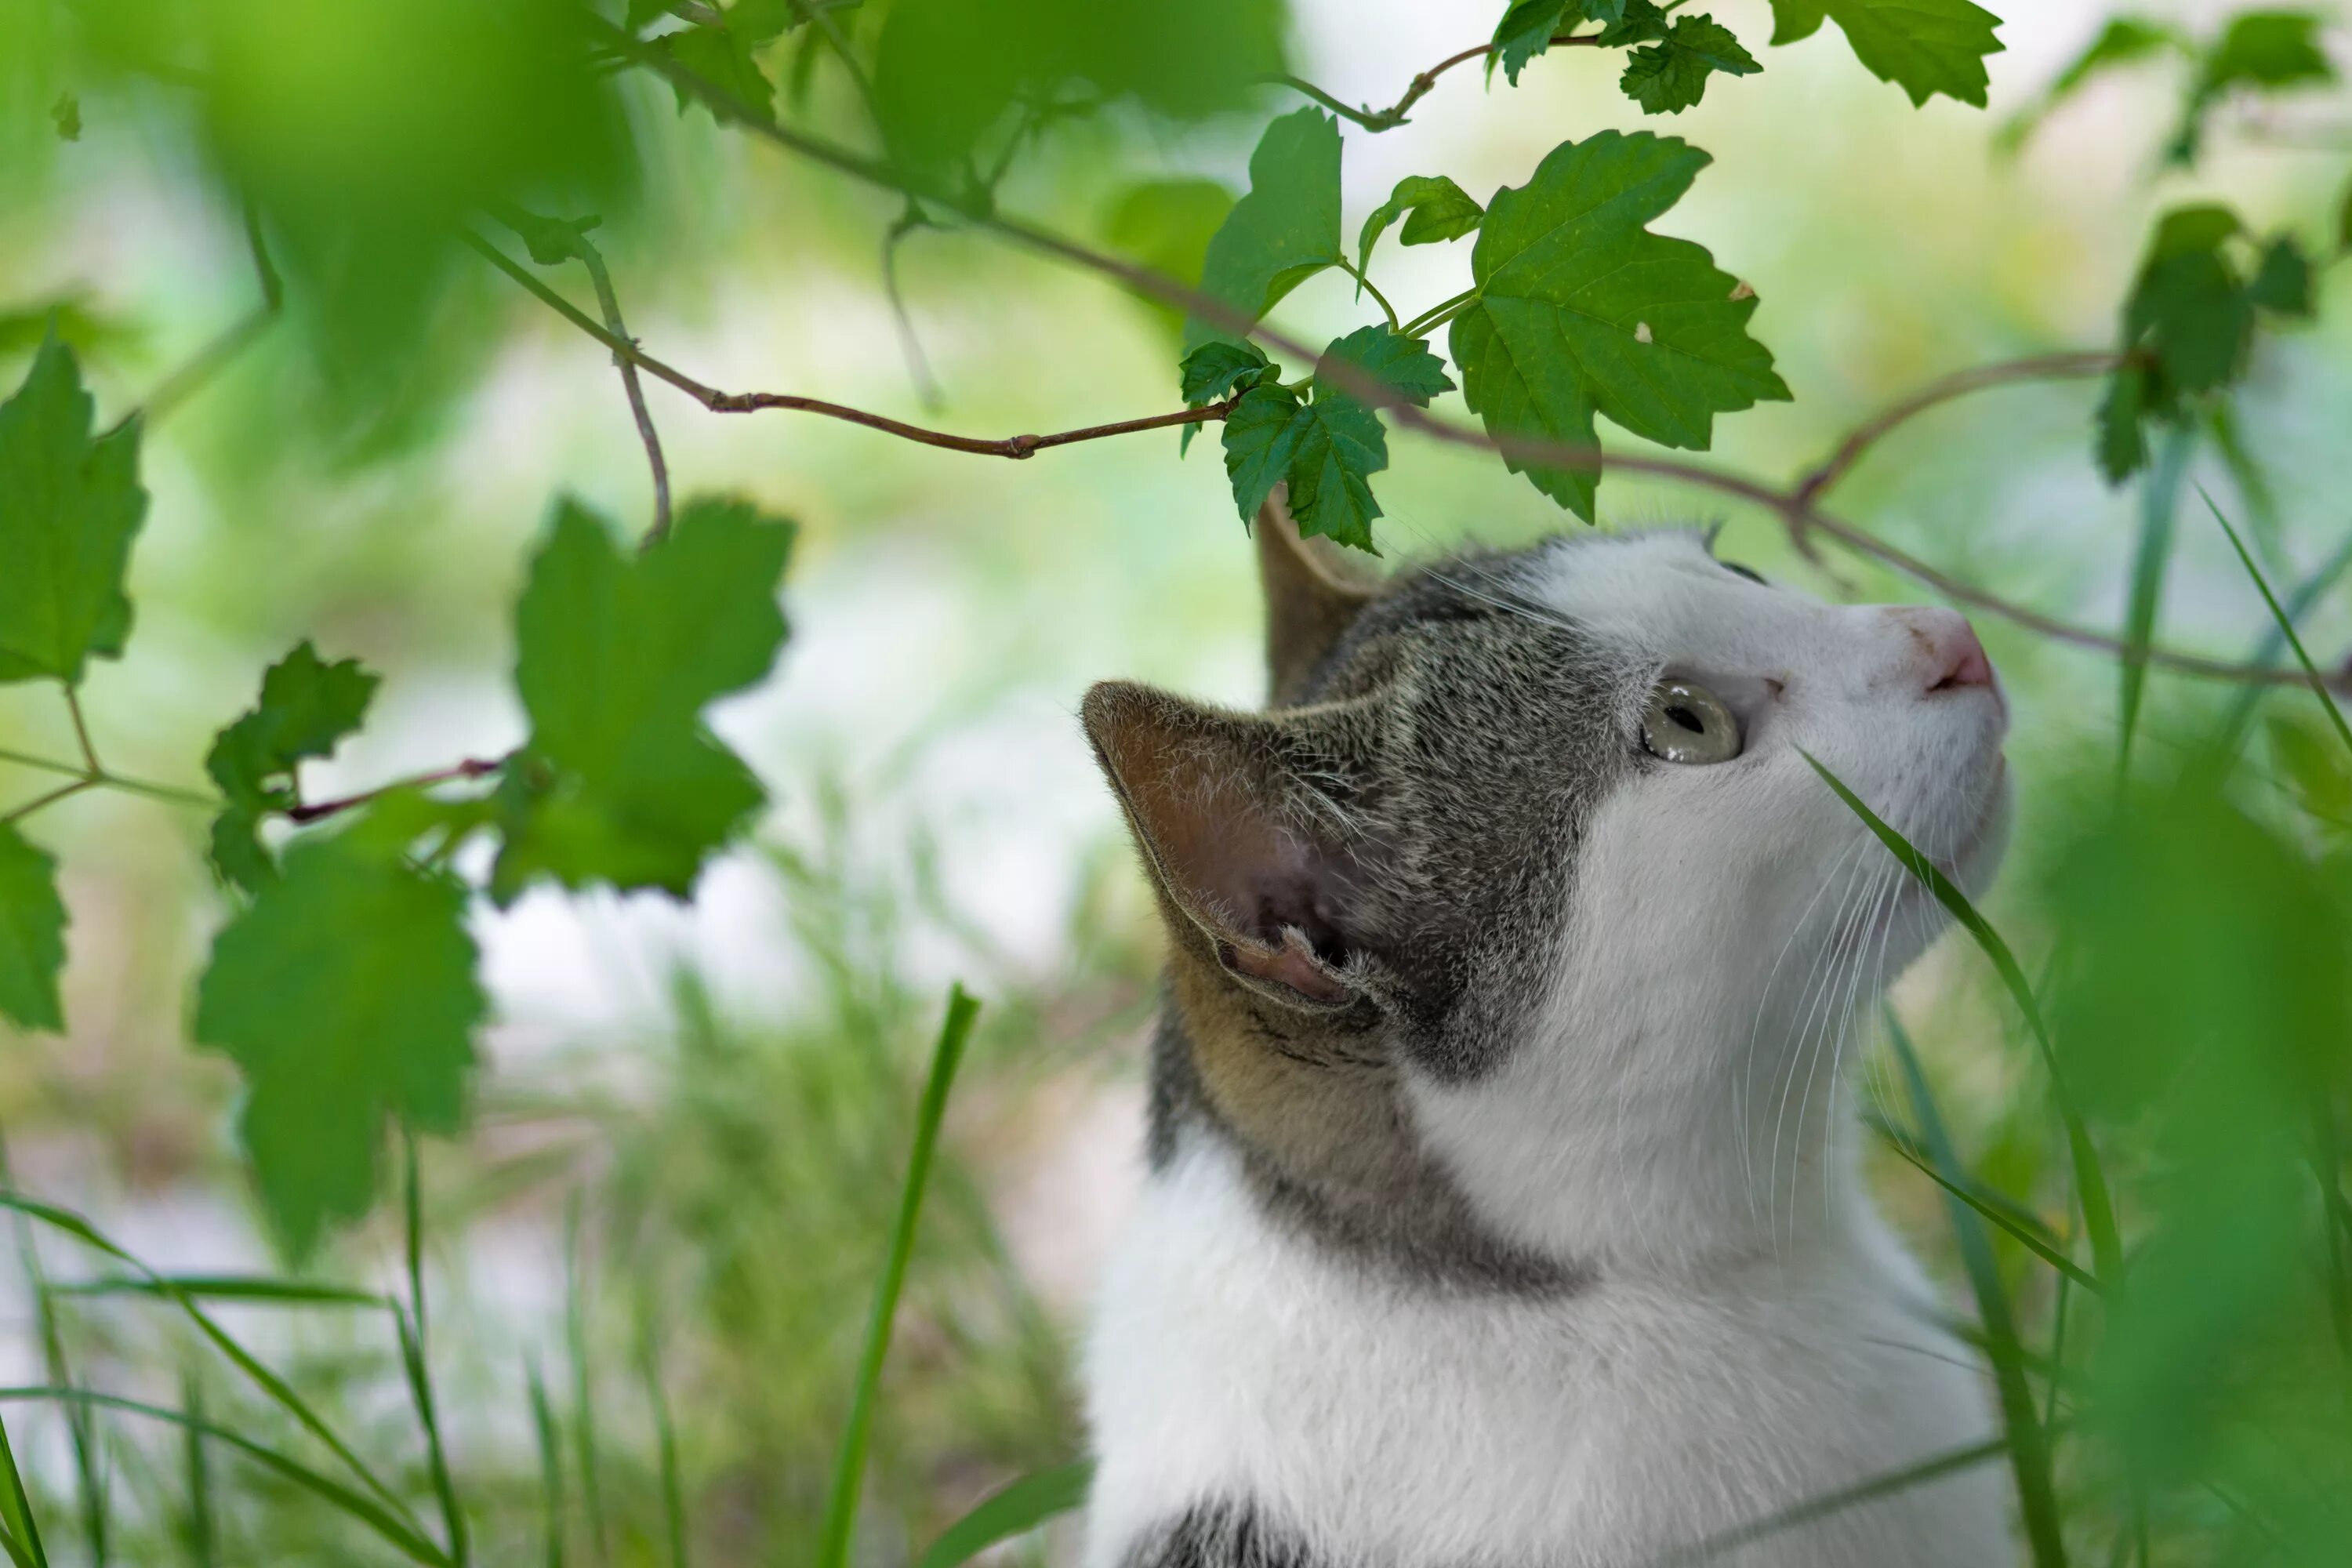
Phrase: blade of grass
[
  {"left": 1799, "top": 753, "right": 2124, "bottom": 1290},
  {"left": 0, "top": 1192, "right": 429, "bottom": 1538},
  {"left": 0, "top": 1399, "right": 46, "bottom": 1568},
  {"left": 917, "top": 1461, "right": 1092, "bottom": 1568},
  {"left": 1866, "top": 1115, "right": 2102, "bottom": 1295},
  {"left": 2201, "top": 487, "right": 2352, "bottom": 759},
  {"left": 1884, "top": 1009, "right": 2069, "bottom": 1568},
  {"left": 12, "top": 1203, "right": 102, "bottom": 1567},
  {"left": 2119, "top": 425, "right": 2191, "bottom": 775},
  {"left": 640, "top": 1337, "right": 687, "bottom": 1568},
  {"left": 50, "top": 1276, "right": 388, "bottom": 1307},
  {"left": 403, "top": 1138, "right": 470, "bottom": 1568},
  {"left": 2214, "top": 524, "right": 2352, "bottom": 750},
  {"left": 1649, "top": 1434, "right": 2014, "bottom": 1566},
  {"left": 0, "top": 1527, "right": 32, "bottom": 1568},
  {"left": 564, "top": 1192, "right": 607, "bottom": 1566},
  {"left": 527, "top": 1359, "right": 567, "bottom": 1568},
  {"left": 0, "top": 1388, "right": 451, "bottom": 1566},
  {"left": 179, "top": 1371, "right": 216, "bottom": 1568},
  {"left": 816, "top": 983, "right": 983, "bottom": 1568}
]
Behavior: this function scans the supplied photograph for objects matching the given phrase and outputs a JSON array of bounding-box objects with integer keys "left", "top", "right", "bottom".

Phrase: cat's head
[{"left": 1083, "top": 495, "right": 2010, "bottom": 1279}]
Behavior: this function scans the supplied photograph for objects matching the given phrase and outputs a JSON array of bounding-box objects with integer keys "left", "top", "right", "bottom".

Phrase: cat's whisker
[
  {"left": 1740, "top": 834, "right": 1871, "bottom": 1218},
  {"left": 1769, "top": 840, "right": 1882, "bottom": 1246}
]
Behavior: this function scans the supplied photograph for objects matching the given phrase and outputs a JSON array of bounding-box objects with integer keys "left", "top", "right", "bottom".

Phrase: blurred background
[{"left": 2, "top": 0, "right": 2350, "bottom": 1563}]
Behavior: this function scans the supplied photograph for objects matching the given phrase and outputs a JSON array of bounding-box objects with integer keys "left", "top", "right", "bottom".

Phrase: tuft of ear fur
[
  {"left": 1257, "top": 487, "right": 1379, "bottom": 706},
  {"left": 1081, "top": 680, "right": 1370, "bottom": 1012}
]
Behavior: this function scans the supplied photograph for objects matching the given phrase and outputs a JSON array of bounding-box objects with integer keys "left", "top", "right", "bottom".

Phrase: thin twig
[
  {"left": 1794, "top": 352, "right": 2127, "bottom": 505},
  {"left": 113, "top": 199, "right": 283, "bottom": 433},
  {"left": 1268, "top": 31, "right": 1603, "bottom": 131},
  {"left": 284, "top": 757, "right": 506, "bottom": 826},
  {"left": 574, "top": 241, "right": 673, "bottom": 545},
  {"left": 2, "top": 780, "right": 96, "bottom": 826},
  {"left": 1337, "top": 259, "right": 1402, "bottom": 332},
  {"left": 880, "top": 205, "right": 946, "bottom": 410},
  {"left": 62, "top": 689, "right": 99, "bottom": 776}
]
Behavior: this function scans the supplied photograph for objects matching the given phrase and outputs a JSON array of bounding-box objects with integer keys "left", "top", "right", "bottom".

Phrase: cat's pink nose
[
  {"left": 1889, "top": 607, "right": 1994, "bottom": 695},
  {"left": 1925, "top": 614, "right": 1993, "bottom": 692}
]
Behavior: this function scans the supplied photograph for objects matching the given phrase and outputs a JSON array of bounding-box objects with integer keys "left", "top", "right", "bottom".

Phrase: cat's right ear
[
  {"left": 1257, "top": 487, "right": 1379, "bottom": 706},
  {"left": 1080, "top": 679, "right": 1376, "bottom": 1014}
]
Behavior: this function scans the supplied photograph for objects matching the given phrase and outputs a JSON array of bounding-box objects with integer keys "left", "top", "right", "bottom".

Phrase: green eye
[{"left": 1642, "top": 680, "right": 1741, "bottom": 764}]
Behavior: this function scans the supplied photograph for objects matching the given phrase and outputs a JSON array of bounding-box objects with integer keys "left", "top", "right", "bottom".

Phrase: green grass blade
[
  {"left": 0, "top": 1526, "right": 34, "bottom": 1568},
  {"left": 50, "top": 1276, "right": 388, "bottom": 1307},
  {"left": 1885, "top": 1010, "right": 2069, "bottom": 1568},
  {"left": 817, "top": 983, "right": 983, "bottom": 1568},
  {"left": 14, "top": 1207, "right": 101, "bottom": 1566},
  {"left": 0, "top": 1388, "right": 451, "bottom": 1566},
  {"left": 2118, "top": 424, "right": 2190, "bottom": 774},
  {"left": 402, "top": 1139, "right": 469, "bottom": 1568},
  {"left": 918, "top": 1461, "right": 1092, "bottom": 1568},
  {"left": 527, "top": 1359, "right": 567, "bottom": 1568},
  {"left": 640, "top": 1341, "right": 688, "bottom": 1568},
  {"left": 1799, "top": 753, "right": 2125, "bottom": 1290},
  {"left": 564, "top": 1193, "right": 607, "bottom": 1566},
  {"left": 0, "top": 1192, "right": 429, "bottom": 1539},
  {"left": 2214, "top": 524, "right": 2352, "bottom": 750},
  {"left": 2201, "top": 487, "right": 2352, "bottom": 760},
  {"left": 180, "top": 1371, "right": 216, "bottom": 1568},
  {"left": 0, "top": 1400, "right": 46, "bottom": 1568},
  {"left": 1867, "top": 1115, "right": 2102, "bottom": 1295},
  {"left": 1653, "top": 1435, "right": 2013, "bottom": 1566}
]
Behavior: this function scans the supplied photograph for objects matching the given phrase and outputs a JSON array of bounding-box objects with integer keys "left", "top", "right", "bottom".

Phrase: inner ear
[
  {"left": 1258, "top": 485, "right": 1380, "bottom": 706},
  {"left": 1081, "top": 680, "right": 1374, "bottom": 1011}
]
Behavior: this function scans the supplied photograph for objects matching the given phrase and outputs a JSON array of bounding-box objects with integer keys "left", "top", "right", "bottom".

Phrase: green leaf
[
  {"left": 507, "top": 209, "right": 604, "bottom": 268},
  {"left": 918, "top": 1461, "right": 1093, "bottom": 1568},
  {"left": 2204, "top": 9, "right": 2332, "bottom": 92},
  {"left": 1221, "top": 383, "right": 1388, "bottom": 552},
  {"left": 193, "top": 830, "right": 486, "bottom": 1261},
  {"left": 492, "top": 496, "right": 796, "bottom": 905},
  {"left": 1594, "top": 0, "right": 1671, "bottom": 48},
  {"left": 0, "top": 826, "right": 67, "bottom": 1034},
  {"left": 1178, "top": 340, "right": 1276, "bottom": 406},
  {"left": 2096, "top": 206, "right": 2310, "bottom": 482},
  {"left": 1185, "top": 108, "right": 1343, "bottom": 352},
  {"left": 205, "top": 642, "right": 382, "bottom": 891},
  {"left": 0, "top": 336, "right": 147, "bottom": 686},
  {"left": 2270, "top": 713, "right": 2352, "bottom": 826},
  {"left": 1490, "top": 0, "right": 1571, "bottom": 85},
  {"left": 658, "top": 19, "right": 775, "bottom": 118},
  {"left": 1101, "top": 178, "right": 1236, "bottom": 343},
  {"left": 1449, "top": 131, "right": 1788, "bottom": 520},
  {"left": 1356, "top": 175, "right": 1484, "bottom": 279},
  {"left": 874, "top": 0, "right": 1287, "bottom": 169},
  {"left": 1619, "top": 13, "right": 1761, "bottom": 114},
  {"left": 1766, "top": 0, "right": 2005, "bottom": 108},
  {"left": 1316, "top": 326, "right": 1454, "bottom": 408}
]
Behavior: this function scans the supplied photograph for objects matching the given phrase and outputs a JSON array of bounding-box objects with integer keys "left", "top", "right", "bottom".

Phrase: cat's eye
[{"left": 1641, "top": 680, "right": 1742, "bottom": 764}]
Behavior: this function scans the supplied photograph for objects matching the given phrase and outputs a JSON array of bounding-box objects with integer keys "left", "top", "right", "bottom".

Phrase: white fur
[{"left": 1083, "top": 535, "right": 2015, "bottom": 1566}]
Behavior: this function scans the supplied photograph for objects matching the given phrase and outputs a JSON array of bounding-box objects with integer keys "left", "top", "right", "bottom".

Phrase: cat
[{"left": 1074, "top": 493, "right": 2014, "bottom": 1568}]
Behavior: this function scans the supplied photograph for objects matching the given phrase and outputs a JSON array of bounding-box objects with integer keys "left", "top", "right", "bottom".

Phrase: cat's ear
[
  {"left": 1081, "top": 679, "right": 1375, "bottom": 1013},
  {"left": 1257, "top": 486, "right": 1379, "bottom": 705}
]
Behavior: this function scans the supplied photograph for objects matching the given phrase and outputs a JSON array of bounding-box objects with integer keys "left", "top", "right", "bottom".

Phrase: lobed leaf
[
  {"left": 0, "top": 827, "right": 67, "bottom": 1035},
  {"left": 0, "top": 337, "right": 147, "bottom": 687},
  {"left": 1356, "top": 175, "right": 1484, "bottom": 279},
  {"left": 1102, "top": 178, "right": 1236, "bottom": 342},
  {"left": 1766, "top": 0, "right": 2005, "bottom": 109},
  {"left": 204, "top": 641, "right": 381, "bottom": 891},
  {"left": 1185, "top": 108, "right": 1343, "bottom": 353},
  {"left": 1178, "top": 339, "right": 1277, "bottom": 406},
  {"left": 1490, "top": 0, "right": 1572, "bottom": 87},
  {"left": 1618, "top": 14, "right": 1760, "bottom": 115},
  {"left": 1221, "top": 383, "right": 1388, "bottom": 552},
  {"left": 193, "top": 829, "right": 486, "bottom": 1261},
  {"left": 1316, "top": 326, "right": 1454, "bottom": 408},
  {"left": 1450, "top": 131, "right": 1787, "bottom": 520},
  {"left": 492, "top": 495, "right": 796, "bottom": 904}
]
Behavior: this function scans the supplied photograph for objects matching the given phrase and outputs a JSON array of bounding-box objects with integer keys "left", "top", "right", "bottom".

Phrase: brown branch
[
  {"left": 569, "top": 22, "right": 2352, "bottom": 695},
  {"left": 468, "top": 227, "right": 1238, "bottom": 456},
  {"left": 1269, "top": 31, "right": 1602, "bottom": 131},
  {"left": 574, "top": 241, "right": 674, "bottom": 545},
  {"left": 1793, "top": 353, "right": 2128, "bottom": 506},
  {"left": 285, "top": 757, "right": 507, "bottom": 826}
]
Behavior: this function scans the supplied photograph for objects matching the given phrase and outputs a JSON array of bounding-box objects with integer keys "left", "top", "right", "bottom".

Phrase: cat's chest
[{"left": 1080, "top": 1141, "right": 2005, "bottom": 1568}]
